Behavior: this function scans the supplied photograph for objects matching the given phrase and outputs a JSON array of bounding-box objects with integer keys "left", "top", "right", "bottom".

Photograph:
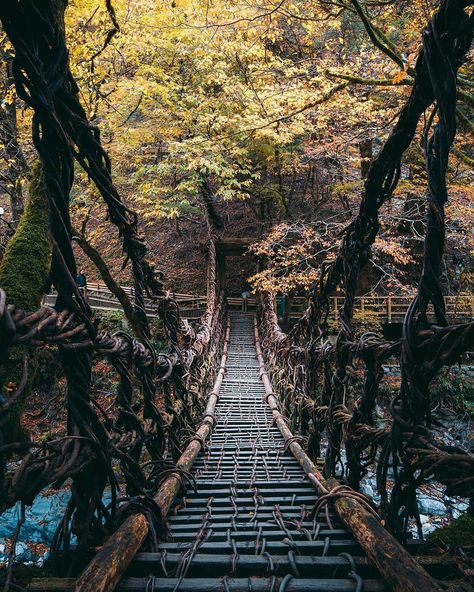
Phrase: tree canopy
[{"left": 2, "top": 0, "right": 471, "bottom": 296}]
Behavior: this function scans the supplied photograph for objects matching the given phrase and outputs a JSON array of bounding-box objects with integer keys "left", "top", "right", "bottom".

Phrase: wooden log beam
[
  {"left": 73, "top": 321, "right": 231, "bottom": 592},
  {"left": 215, "top": 237, "right": 253, "bottom": 256},
  {"left": 254, "top": 319, "right": 444, "bottom": 592}
]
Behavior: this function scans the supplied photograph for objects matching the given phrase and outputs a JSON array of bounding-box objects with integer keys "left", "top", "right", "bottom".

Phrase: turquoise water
[{"left": 0, "top": 490, "right": 69, "bottom": 564}]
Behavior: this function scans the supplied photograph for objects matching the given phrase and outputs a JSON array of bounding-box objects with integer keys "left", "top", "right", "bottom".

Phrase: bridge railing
[
  {"left": 43, "top": 283, "right": 474, "bottom": 322},
  {"left": 43, "top": 283, "right": 208, "bottom": 319},
  {"left": 288, "top": 294, "right": 474, "bottom": 322}
]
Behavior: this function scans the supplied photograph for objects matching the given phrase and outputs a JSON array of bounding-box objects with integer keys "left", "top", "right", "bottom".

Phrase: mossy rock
[
  {"left": 427, "top": 514, "right": 474, "bottom": 548},
  {"left": 0, "top": 564, "right": 45, "bottom": 586}
]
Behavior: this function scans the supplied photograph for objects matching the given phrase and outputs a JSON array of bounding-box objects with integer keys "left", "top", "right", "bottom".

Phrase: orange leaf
[{"left": 392, "top": 70, "right": 407, "bottom": 84}]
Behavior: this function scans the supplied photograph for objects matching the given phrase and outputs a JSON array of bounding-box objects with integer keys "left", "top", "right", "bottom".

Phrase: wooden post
[
  {"left": 387, "top": 294, "right": 392, "bottom": 323},
  {"left": 254, "top": 320, "right": 444, "bottom": 592},
  {"left": 74, "top": 321, "right": 231, "bottom": 592},
  {"left": 333, "top": 296, "right": 338, "bottom": 321}
]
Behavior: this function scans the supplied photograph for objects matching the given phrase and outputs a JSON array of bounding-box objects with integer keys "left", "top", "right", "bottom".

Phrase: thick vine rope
[
  {"left": 257, "top": 0, "right": 474, "bottom": 543},
  {"left": 0, "top": 0, "right": 227, "bottom": 568}
]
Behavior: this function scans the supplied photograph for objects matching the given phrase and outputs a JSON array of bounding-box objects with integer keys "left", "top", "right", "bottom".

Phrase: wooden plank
[
  {"left": 31, "top": 577, "right": 387, "bottom": 592},
  {"left": 125, "top": 552, "right": 375, "bottom": 577},
  {"left": 117, "top": 578, "right": 385, "bottom": 591},
  {"left": 124, "top": 551, "right": 460, "bottom": 579}
]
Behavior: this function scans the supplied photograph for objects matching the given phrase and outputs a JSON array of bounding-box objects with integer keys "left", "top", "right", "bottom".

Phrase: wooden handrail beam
[{"left": 44, "top": 286, "right": 473, "bottom": 323}]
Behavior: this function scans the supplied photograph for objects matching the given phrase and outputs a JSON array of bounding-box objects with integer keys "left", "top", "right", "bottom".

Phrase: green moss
[
  {"left": 0, "top": 564, "right": 45, "bottom": 585},
  {"left": 0, "top": 162, "right": 51, "bottom": 309},
  {"left": 326, "top": 309, "right": 382, "bottom": 336},
  {"left": 0, "top": 162, "right": 52, "bottom": 442},
  {"left": 427, "top": 514, "right": 474, "bottom": 548},
  {"left": 95, "top": 310, "right": 129, "bottom": 333}
]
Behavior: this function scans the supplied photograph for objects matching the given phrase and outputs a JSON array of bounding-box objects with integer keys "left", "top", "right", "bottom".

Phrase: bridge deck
[{"left": 117, "top": 313, "right": 385, "bottom": 591}]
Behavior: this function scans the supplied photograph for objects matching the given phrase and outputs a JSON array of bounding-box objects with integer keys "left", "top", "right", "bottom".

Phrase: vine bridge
[
  {"left": 21, "top": 308, "right": 472, "bottom": 592},
  {"left": 0, "top": 1, "right": 473, "bottom": 592}
]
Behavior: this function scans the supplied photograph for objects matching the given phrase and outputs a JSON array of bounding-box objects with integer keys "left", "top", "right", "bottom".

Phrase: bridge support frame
[
  {"left": 254, "top": 319, "right": 444, "bottom": 592},
  {"left": 72, "top": 322, "right": 231, "bottom": 592}
]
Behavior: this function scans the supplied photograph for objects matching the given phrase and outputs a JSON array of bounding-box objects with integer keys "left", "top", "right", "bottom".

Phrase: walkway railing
[
  {"left": 43, "top": 283, "right": 207, "bottom": 320},
  {"left": 43, "top": 282, "right": 474, "bottom": 322},
  {"left": 289, "top": 294, "right": 474, "bottom": 322}
]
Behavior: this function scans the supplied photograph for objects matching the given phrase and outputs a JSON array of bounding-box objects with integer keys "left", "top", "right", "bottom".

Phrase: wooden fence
[
  {"left": 43, "top": 283, "right": 207, "bottom": 320},
  {"left": 288, "top": 294, "right": 474, "bottom": 323},
  {"left": 43, "top": 282, "right": 474, "bottom": 323}
]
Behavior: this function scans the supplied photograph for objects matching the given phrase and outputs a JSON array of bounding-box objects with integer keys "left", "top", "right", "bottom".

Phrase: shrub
[
  {"left": 427, "top": 513, "right": 474, "bottom": 548},
  {"left": 431, "top": 371, "right": 474, "bottom": 415}
]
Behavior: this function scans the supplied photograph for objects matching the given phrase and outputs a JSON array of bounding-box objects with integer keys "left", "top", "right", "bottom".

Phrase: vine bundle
[
  {"left": 258, "top": 0, "right": 474, "bottom": 540},
  {"left": 0, "top": 0, "right": 226, "bottom": 572}
]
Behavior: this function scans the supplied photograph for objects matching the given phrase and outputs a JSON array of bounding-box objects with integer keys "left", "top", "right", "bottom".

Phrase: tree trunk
[
  {"left": 200, "top": 178, "right": 224, "bottom": 230},
  {"left": 72, "top": 227, "right": 142, "bottom": 336},
  {"left": 0, "top": 163, "right": 51, "bottom": 441},
  {"left": 0, "top": 47, "right": 28, "bottom": 226},
  {"left": 359, "top": 137, "right": 373, "bottom": 181}
]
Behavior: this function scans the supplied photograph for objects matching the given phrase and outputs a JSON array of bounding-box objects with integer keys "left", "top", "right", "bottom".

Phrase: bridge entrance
[{"left": 216, "top": 237, "right": 257, "bottom": 298}]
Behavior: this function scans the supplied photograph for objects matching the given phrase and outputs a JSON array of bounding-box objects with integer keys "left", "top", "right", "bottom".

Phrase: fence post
[
  {"left": 387, "top": 294, "right": 392, "bottom": 323},
  {"left": 333, "top": 297, "right": 338, "bottom": 321}
]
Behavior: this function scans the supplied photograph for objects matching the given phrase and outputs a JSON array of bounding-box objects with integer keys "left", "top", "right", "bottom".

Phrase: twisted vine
[{"left": 0, "top": 0, "right": 226, "bottom": 570}]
